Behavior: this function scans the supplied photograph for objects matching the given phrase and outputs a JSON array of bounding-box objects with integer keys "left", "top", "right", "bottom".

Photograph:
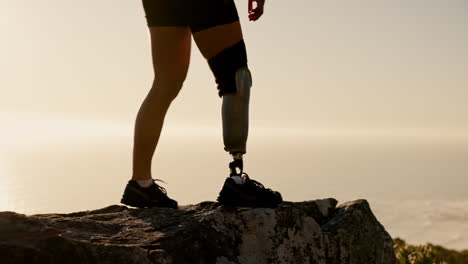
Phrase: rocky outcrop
[{"left": 0, "top": 199, "right": 396, "bottom": 264}]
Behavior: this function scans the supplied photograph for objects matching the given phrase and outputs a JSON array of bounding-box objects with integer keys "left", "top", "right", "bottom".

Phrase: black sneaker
[
  {"left": 217, "top": 174, "right": 283, "bottom": 208},
  {"left": 121, "top": 179, "right": 178, "bottom": 209}
]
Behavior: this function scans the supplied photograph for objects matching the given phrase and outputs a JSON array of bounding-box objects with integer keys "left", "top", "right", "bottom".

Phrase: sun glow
[{"left": 0, "top": 112, "right": 132, "bottom": 147}]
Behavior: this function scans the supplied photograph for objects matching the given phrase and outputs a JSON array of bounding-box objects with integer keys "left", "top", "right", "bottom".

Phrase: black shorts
[{"left": 142, "top": 0, "right": 240, "bottom": 33}]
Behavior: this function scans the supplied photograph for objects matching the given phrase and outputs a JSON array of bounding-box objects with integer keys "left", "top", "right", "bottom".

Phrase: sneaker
[
  {"left": 217, "top": 174, "right": 283, "bottom": 208},
  {"left": 121, "top": 179, "right": 178, "bottom": 209}
]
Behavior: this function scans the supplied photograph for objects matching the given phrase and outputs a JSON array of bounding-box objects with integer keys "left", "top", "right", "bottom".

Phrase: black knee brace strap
[{"left": 208, "top": 40, "right": 248, "bottom": 97}]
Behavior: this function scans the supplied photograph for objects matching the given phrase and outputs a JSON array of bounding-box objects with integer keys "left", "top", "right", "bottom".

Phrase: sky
[{"left": 1, "top": 0, "right": 467, "bottom": 135}]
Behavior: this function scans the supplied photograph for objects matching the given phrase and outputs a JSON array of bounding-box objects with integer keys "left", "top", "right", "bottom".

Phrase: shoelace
[
  {"left": 152, "top": 179, "right": 168, "bottom": 195},
  {"left": 242, "top": 173, "right": 274, "bottom": 193}
]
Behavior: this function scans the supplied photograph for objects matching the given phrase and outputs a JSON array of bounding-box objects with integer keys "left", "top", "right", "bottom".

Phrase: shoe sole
[
  {"left": 121, "top": 195, "right": 177, "bottom": 209},
  {"left": 217, "top": 181, "right": 282, "bottom": 208}
]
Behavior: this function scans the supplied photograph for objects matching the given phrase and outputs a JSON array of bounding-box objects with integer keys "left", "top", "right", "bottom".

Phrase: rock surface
[{"left": 0, "top": 199, "right": 396, "bottom": 264}]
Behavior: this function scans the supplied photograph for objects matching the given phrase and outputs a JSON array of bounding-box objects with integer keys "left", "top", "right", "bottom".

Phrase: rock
[{"left": 0, "top": 199, "right": 396, "bottom": 264}]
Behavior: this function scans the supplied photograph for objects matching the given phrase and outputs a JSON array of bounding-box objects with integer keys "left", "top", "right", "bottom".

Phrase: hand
[{"left": 248, "top": 0, "right": 265, "bottom": 21}]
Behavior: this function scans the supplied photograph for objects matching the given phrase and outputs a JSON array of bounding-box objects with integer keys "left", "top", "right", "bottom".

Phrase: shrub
[{"left": 394, "top": 238, "right": 468, "bottom": 264}]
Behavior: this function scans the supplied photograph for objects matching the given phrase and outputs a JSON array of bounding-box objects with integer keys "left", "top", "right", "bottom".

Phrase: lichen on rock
[{"left": 0, "top": 199, "right": 396, "bottom": 264}]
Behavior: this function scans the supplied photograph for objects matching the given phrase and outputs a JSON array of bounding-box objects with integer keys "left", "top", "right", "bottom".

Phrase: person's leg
[
  {"left": 193, "top": 21, "right": 251, "bottom": 180},
  {"left": 132, "top": 26, "right": 191, "bottom": 181},
  {"left": 190, "top": 1, "right": 282, "bottom": 207},
  {"left": 192, "top": 21, "right": 243, "bottom": 61},
  {"left": 193, "top": 21, "right": 250, "bottom": 163}
]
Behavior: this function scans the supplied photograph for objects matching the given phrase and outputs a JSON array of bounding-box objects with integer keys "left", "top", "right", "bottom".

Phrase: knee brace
[{"left": 208, "top": 40, "right": 248, "bottom": 97}]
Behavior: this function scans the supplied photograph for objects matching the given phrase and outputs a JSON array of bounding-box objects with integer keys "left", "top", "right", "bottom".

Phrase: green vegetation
[{"left": 394, "top": 238, "right": 468, "bottom": 264}]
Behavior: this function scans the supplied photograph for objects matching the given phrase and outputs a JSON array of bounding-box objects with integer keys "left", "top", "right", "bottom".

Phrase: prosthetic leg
[
  {"left": 224, "top": 67, "right": 251, "bottom": 178},
  {"left": 210, "top": 41, "right": 283, "bottom": 207},
  {"left": 208, "top": 40, "right": 251, "bottom": 178}
]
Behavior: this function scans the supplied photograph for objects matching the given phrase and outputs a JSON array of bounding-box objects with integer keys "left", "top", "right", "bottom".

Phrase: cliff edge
[{"left": 0, "top": 199, "right": 396, "bottom": 264}]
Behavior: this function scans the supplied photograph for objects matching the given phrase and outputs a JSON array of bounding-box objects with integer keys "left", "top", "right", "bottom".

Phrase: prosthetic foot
[{"left": 217, "top": 154, "right": 283, "bottom": 208}]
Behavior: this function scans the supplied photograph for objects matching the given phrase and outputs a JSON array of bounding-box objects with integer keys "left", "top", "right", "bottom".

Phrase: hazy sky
[{"left": 2, "top": 0, "right": 468, "bottom": 134}]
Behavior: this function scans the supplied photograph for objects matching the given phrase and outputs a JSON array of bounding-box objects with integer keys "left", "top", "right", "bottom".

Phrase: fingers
[
  {"left": 248, "top": 7, "right": 263, "bottom": 21},
  {"left": 248, "top": 0, "right": 265, "bottom": 21}
]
